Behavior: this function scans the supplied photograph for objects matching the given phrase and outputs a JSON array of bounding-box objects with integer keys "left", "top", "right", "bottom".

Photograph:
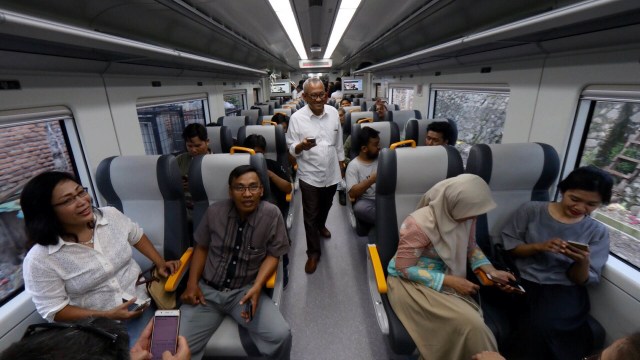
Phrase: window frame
[
  {"left": 388, "top": 85, "right": 416, "bottom": 111},
  {"left": 223, "top": 90, "right": 247, "bottom": 116}
]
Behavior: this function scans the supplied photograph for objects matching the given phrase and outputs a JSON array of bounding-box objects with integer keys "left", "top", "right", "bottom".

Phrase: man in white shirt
[{"left": 285, "top": 78, "right": 345, "bottom": 274}]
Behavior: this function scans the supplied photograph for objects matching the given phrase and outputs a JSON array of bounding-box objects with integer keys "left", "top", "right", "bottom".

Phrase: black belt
[{"left": 203, "top": 278, "right": 234, "bottom": 292}]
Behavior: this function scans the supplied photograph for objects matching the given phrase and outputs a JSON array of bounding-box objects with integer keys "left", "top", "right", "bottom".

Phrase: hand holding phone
[
  {"left": 244, "top": 300, "right": 253, "bottom": 322},
  {"left": 486, "top": 273, "right": 526, "bottom": 294},
  {"left": 567, "top": 240, "right": 589, "bottom": 252},
  {"left": 123, "top": 298, "right": 151, "bottom": 312},
  {"left": 150, "top": 310, "right": 180, "bottom": 360}
]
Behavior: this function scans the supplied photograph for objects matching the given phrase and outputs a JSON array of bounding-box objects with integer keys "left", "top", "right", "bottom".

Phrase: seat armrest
[
  {"left": 165, "top": 247, "right": 194, "bottom": 292},
  {"left": 367, "top": 244, "right": 387, "bottom": 294}
]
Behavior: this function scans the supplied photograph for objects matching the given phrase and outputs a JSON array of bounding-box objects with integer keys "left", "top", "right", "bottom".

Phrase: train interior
[{"left": 1, "top": 0, "right": 640, "bottom": 358}]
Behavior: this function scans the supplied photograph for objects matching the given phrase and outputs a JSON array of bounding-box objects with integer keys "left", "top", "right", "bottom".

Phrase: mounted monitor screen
[
  {"left": 342, "top": 78, "right": 363, "bottom": 94},
  {"left": 270, "top": 81, "right": 291, "bottom": 97}
]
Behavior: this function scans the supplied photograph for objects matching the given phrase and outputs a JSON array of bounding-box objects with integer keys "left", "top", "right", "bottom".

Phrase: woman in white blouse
[{"left": 20, "top": 172, "right": 180, "bottom": 338}]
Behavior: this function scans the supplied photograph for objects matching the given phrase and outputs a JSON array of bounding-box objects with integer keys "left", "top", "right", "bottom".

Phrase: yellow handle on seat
[
  {"left": 390, "top": 140, "right": 416, "bottom": 150},
  {"left": 368, "top": 244, "right": 387, "bottom": 294},
  {"left": 357, "top": 117, "right": 373, "bottom": 124},
  {"left": 230, "top": 146, "right": 255, "bottom": 155},
  {"left": 262, "top": 120, "right": 276, "bottom": 126},
  {"left": 266, "top": 270, "right": 276, "bottom": 289},
  {"left": 165, "top": 247, "right": 194, "bottom": 292},
  {"left": 285, "top": 193, "right": 292, "bottom": 202}
]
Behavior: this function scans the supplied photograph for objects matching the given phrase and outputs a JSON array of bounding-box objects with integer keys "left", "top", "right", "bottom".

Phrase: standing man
[
  {"left": 286, "top": 78, "right": 345, "bottom": 274},
  {"left": 179, "top": 165, "right": 292, "bottom": 360}
]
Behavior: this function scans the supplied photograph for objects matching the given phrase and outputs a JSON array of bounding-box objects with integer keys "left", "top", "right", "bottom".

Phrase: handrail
[
  {"left": 229, "top": 146, "right": 255, "bottom": 155},
  {"left": 390, "top": 140, "right": 416, "bottom": 150},
  {"left": 356, "top": 117, "right": 373, "bottom": 124},
  {"left": 262, "top": 120, "right": 277, "bottom": 126},
  {"left": 367, "top": 244, "right": 387, "bottom": 294}
]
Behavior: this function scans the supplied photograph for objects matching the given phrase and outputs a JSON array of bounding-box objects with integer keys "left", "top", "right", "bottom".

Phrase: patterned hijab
[{"left": 411, "top": 174, "right": 496, "bottom": 277}]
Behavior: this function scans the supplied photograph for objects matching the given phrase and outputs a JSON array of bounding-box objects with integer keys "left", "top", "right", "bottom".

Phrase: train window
[
  {"left": 567, "top": 86, "right": 640, "bottom": 268},
  {"left": 430, "top": 85, "right": 509, "bottom": 163},
  {"left": 224, "top": 91, "right": 246, "bottom": 116},
  {"left": 389, "top": 86, "right": 415, "bottom": 110},
  {"left": 0, "top": 107, "right": 90, "bottom": 305},
  {"left": 136, "top": 97, "right": 209, "bottom": 155}
]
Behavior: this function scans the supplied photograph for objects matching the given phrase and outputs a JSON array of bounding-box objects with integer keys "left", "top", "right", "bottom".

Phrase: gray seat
[
  {"left": 344, "top": 111, "right": 373, "bottom": 136},
  {"left": 188, "top": 152, "right": 284, "bottom": 358},
  {"left": 205, "top": 125, "right": 232, "bottom": 153},
  {"left": 367, "top": 146, "right": 464, "bottom": 354},
  {"left": 390, "top": 110, "right": 422, "bottom": 138},
  {"left": 261, "top": 115, "right": 274, "bottom": 124},
  {"left": 96, "top": 155, "right": 190, "bottom": 271},
  {"left": 405, "top": 118, "right": 458, "bottom": 146},
  {"left": 254, "top": 104, "right": 273, "bottom": 116},
  {"left": 342, "top": 105, "right": 361, "bottom": 113},
  {"left": 273, "top": 108, "right": 292, "bottom": 117},
  {"left": 240, "top": 109, "right": 260, "bottom": 125},
  {"left": 217, "top": 115, "right": 249, "bottom": 140}
]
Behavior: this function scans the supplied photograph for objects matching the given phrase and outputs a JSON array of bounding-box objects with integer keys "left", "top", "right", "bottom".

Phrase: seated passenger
[
  {"left": 374, "top": 101, "right": 387, "bottom": 121},
  {"left": 345, "top": 127, "right": 380, "bottom": 226},
  {"left": 386, "top": 174, "right": 516, "bottom": 360},
  {"left": 0, "top": 317, "right": 190, "bottom": 360},
  {"left": 271, "top": 112, "right": 289, "bottom": 132},
  {"left": 179, "top": 165, "right": 291, "bottom": 360},
  {"left": 20, "top": 172, "right": 180, "bottom": 342},
  {"left": 501, "top": 166, "right": 614, "bottom": 360},
  {"left": 242, "top": 134, "right": 292, "bottom": 218},
  {"left": 340, "top": 98, "right": 351, "bottom": 107},
  {"left": 425, "top": 121, "right": 453, "bottom": 146},
  {"left": 176, "top": 124, "right": 211, "bottom": 210}
]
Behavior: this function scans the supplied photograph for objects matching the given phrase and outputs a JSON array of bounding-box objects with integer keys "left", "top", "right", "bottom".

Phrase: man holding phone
[
  {"left": 178, "top": 165, "right": 291, "bottom": 360},
  {"left": 286, "top": 78, "right": 345, "bottom": 274}
]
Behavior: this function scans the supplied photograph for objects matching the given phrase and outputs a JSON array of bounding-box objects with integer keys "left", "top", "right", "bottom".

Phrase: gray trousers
[
  {"left": 353, "top": 198, "right": 376, "bottom": 225},
  {"left": 179, "top": 281, "right": 291, "bottom": 360}
]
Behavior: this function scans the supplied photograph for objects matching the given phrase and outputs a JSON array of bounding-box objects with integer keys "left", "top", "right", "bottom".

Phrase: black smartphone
[
  {"left": 244, "top": 300, "right": 253, "bottom": 321},
  {"left": 486, "top": 273, "right": 526, "bottom": 294},
  {"left": 306, "top": 137, "right": 316, "bottom": 145},
  {"left": 123, "top": 298, "right": 151, "bottom": 312},
  {"left": 150, "top": 310, "right": 180, "bottom": 360}
]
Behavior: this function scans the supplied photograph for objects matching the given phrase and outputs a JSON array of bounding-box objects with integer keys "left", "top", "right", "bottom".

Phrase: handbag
[{"left": 137, "top": 266, "right": 177, "bottom": 310}]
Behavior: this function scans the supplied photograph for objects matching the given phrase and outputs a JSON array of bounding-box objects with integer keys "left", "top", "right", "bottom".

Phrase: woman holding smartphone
[
  {"left": 502, "top": 166, "right": 614, "bottom": 360},
  {"left": 20, "top": 171, "right": 180, "bottom": 341}
]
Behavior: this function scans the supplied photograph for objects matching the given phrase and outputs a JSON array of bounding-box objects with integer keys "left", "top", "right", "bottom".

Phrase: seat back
[
  {"left": 240, "top": 109, "right": 260, "bottom": 125},
  {"left": 350, "top": 122, "right": 400, "bottom": 159},
  {"left": 273, "top": 108, "right": 292, "bottom": 117},
  {"left": 254, "top": 104, "right": 273, "bottom": 116},
  {"left": 390, "top": 110, "right": 422, "bottom": 138},
  {"left": 205, "top": 125, "right": 233, "bottom": 153},
  {"left": 96, "top": 155, "right": 189, "bottom": 270},
  {"left": 376, "top": 146, "right": 464, "bottom": 273},
  {"left": 261, "top": 115, "right": 274, "bottom": 124},
  {"left": 361, "top": 100, "right": 374, "bottom": 111},
  {"left": 344, "top": 111, "right": 374, "bottom": 136},
  {"left": 465, "top": 143, "right": 559, "bottom": 256},
  {"left": 217, "top": 116, "right": 249, "bottom": 140},
  {"left": 404, "top": 118, "right": 458, "bottom": 146},
  {"left": 342, "top": 105, "right": 361, "bottom": 113},
  {"left": 189, "top": 153, "right": 271, "bottom": 230},
  {"left": 237, "top": 125, "right": 288, "bottom": 166}
]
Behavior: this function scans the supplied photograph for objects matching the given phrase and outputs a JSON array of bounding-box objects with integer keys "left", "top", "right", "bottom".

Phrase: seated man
[
  {"left": 340, "top": 98, "right": 351, "bottom": 107},
  {"left": 176, "top": 123, "right": 211, "bottom": 210},
  {"left": 179, "top": 165, "right": 291, "bottom": 360},
  {"left": 345, "top": 127, "right": 380, "bottom": 226},
  {"left": 374, "top": 101, "right": 388, "bottom": 121},
  {"left": 425, "top": 121, "right": 453, "bottom": 146}
]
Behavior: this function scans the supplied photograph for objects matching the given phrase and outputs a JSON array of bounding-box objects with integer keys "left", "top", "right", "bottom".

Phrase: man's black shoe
[{"left": 338, "top": 189, "right": 346, "bottom": 206}]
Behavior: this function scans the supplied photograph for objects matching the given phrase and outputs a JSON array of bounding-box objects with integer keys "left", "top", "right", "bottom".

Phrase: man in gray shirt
[
  {"left": 346, "top": 127, "right": 380, "bottom": 226},
  {"left": 179, "top": 165, "right": 291, "bottom": 360}
]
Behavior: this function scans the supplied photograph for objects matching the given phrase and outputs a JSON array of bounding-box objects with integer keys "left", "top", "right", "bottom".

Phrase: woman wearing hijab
[{"left": 387, "top": 174, "right": 515, "bottom": 360}]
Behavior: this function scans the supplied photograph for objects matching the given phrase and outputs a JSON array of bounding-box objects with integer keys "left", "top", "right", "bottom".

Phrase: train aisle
[{"left": 282, "top": 192, "right": 408, "bottom": 360}]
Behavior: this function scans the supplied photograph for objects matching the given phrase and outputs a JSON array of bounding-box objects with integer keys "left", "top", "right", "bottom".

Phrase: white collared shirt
[
  {"left": 286, "top": 104, "right": 345, "bottom": 187},
  {"left": 23, "top": 207, "right": 148, "bottom": 322}
]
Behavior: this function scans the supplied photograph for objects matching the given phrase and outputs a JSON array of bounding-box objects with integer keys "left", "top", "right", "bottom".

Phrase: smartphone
[
  {"left": 306, "top": 137, "right": 316, "bottom": 144},
  {"left": 244, "top": 300, "right": 253, "bottom": 321},
  {"left": 150, "top": 310, "right": 180, "bottom": 360},
  {"left": 485, "top": 273, "right": 526, "bottom": 294},
  {"left": 567, "top": 240, "right": 589, "bottom": 251},
  {"left": 122, "top": 298, "right": 151, "bottom": 312}
]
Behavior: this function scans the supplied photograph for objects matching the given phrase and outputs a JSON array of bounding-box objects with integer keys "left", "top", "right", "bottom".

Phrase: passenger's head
[
  {"left": 596, "top": 332, "right": 640, "bottom": 360},
  {"left": 357, "top": 127, "right": 380, "bottom": 160},
  {"left": 425, "top": 121, "right": 452, "bottom": 146},
  {"left": 182, "top": 123, "right": 209, "bottom": 157},
  {"left": 556, "top": 166, "right": 614, "bottom": 218},
  {"left": 303, "top": 78, "right": 326, "bottom": 116},
  {"left": 421, "top": 174, "right": 496, "bottom": 222},
  {"left": 374, "top": 102, "right": 387, "bottom": 119},
  {"left": 21, "top": 171, "right": 94, "bottom": 248},
  {"left": 0, "top": 318, "right": 129, "bottom": 360},
  {"left": 338, "top": 107, "right": 346, "bottom": 126},
  {"left": 340, "top": 99, "right": 351, "bottom": 107},
  {"left": 271, "top": 113, "right": 289, "bottom": 132},
  {"left": 242, "top": 134, "right": 267, "bottom": 154},
  {"left": 228, "top": 165, "right": 264, "bottom": 219}
]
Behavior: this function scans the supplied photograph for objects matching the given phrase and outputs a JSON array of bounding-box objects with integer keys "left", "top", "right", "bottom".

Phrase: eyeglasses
[
  {"left": 53, "top": 187, "right": 90, "bottom": 207},
  {"left": 24, "top": 321, "right": 119, "bottom": 343},
  {"left": 231, "top": 184, "right": 262, "bottom": 194},
  {"left": 306, "top": 92, "right": 325, "bottom": 101}
]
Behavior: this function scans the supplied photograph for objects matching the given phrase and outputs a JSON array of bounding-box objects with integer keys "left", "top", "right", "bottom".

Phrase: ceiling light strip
[
  {"left": 323, "top": 0, "right": 361, "bottom": 59},
  {"left": 269, "top": 0, "right": 308, "bottom": 60}
]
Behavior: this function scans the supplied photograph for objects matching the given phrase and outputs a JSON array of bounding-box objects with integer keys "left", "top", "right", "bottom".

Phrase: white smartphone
[
  {"left": 567, "top": 240, "right": 589, "bottom": 252},
  {"left": 150, "top": 310, "right": 180, "bottom": 360}
]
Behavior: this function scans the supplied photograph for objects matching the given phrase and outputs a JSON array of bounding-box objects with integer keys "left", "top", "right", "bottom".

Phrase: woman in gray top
[{"left": 502, "top": 166, "right": 613, "bottom": 360}]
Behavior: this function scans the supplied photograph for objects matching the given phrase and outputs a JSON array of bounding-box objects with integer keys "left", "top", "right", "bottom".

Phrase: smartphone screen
[{"left": 150, "top": 310, "right": 180, "bottom": 360}]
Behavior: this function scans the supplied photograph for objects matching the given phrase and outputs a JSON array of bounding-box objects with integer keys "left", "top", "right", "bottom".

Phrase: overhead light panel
[
  {"left": 323, "top": 0, "right": 361, "bottom": 59},
  {"left": 269, "top": 0, "right": 308, "bottom": 60}
]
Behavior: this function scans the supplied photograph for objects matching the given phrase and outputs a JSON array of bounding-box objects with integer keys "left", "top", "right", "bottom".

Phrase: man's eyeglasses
[
  {"left": 307, "top": 92, "right": 325, "bottom": 101},
  {"left": 24, "top": 322, "right": 119, "bottom": 343},
  {"left": 53, "top": 187, "right": 90, "bottom": 207},
  {"left": 231, "top": 184, "right": 262, "bottom": 194}
]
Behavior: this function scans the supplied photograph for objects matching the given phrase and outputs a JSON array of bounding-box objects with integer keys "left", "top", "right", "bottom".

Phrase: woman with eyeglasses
[{"left": 20, "top": 171, "right": 180, "bottom": 340}]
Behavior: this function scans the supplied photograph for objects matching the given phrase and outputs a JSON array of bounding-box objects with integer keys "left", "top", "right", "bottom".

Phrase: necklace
[{"left": 79, "top": 227, "right": 95, "bottom": 245}]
